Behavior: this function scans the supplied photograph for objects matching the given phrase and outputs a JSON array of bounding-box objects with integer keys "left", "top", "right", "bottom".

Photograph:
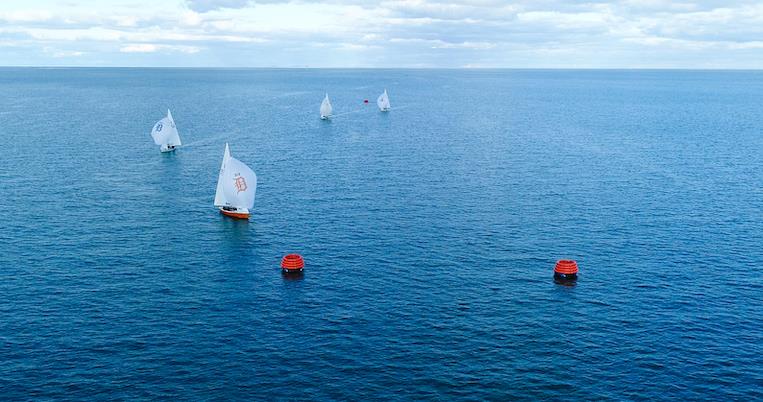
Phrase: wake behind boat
[
  {"left": 151, "top": 109, "right": 182, "bottom": 152},
  {"left": 320, "top": 94, "right": 333, "bottom": 120},
  {"left": 214, "top": 143, "right": 258, "bottom": 219}
]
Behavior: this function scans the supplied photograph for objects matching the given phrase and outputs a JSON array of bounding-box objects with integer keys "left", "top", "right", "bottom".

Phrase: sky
[{"left": 1, "top": 0, "right": 762, "bottom": 68}]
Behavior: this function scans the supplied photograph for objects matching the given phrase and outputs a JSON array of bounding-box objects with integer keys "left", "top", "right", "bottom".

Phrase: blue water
[{"left": 0, "top": 68, "right": 761, "bottom": 400}]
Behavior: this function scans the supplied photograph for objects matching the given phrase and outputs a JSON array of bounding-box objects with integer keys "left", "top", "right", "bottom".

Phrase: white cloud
[
  {"left": 120, "top": 44, "right": 202, "bottom": 53},
  {"left": 42, "top": 47, "right": 85, "bottom": 57},
  {"left": 0, "top": 9, "right": 53, "bottom": 23},
  {"left": 390, "top": 37, "right": 495, "bottom": 49},
  {"left": 1, "top": 0, "right": 763, "bottom": 67},
  {"left": 185, "top": 0, "right": 251, "bottom": 13}
]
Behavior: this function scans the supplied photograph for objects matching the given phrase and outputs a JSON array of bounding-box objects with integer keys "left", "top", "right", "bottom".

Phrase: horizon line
[{"left": 1, "top": 65, "right": 762, "bottom": 72}]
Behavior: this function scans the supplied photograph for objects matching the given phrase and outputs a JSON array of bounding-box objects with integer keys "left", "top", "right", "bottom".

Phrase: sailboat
[
  {"left": 214, "top": 143, "right": 258, "bottom": 219},
  {"left": 377, "top": 89, "right": 391, "bottom": 112},
  {"left": 150, "top": 109, "right": 182, "bottom": 152},
  {"left": 320, "top": 94, "right": 332, "bottom": 120}
]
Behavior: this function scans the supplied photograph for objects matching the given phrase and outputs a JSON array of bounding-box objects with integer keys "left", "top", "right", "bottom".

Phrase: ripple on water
[{"left": 0, "top": 68, "right": 761, "bottom": 400}]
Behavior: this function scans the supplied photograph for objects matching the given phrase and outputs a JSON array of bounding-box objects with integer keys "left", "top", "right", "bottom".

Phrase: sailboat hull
[
  {"left": 160, "top": 145, "right": 178, "bottom": 153},
  {"left": 219, "top": 207, "right": 250, "bottom": 219}
]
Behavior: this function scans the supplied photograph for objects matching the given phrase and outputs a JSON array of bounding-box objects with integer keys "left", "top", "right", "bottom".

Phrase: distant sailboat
[
  {"left": 214, "top": 143, "right": 258, "bottom": 219},
  {"left": 320, "top": 94, "right": 333, "bottom": 120},
  {"left": 377, "top": 89, "right": 390, "bottom": 112},
  {"left": 151, "top": 109, "right": 182, "bottom": 152}
]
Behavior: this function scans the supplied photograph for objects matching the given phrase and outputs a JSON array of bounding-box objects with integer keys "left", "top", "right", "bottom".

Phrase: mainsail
[
  {"left": 377, "top": 90, "right": 390, "bottom": 111},
  {"left": 165, "top": 110, "right": 181, "bottom": 146},
  {"left": 320, "top": 94, "right": 332, "bottom": 119},
  {"left": 214, "top": 143, "right": 231, "bottom": 207}
]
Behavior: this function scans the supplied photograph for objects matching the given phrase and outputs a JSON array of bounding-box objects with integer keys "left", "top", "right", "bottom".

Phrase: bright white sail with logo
[
  {"left": 377, "top": 90, "right": 390, "bottom": 112},
  {"left": 214, "top": 143, "right": 257, "bottom": 219},
  {"left": 320, "top": 94, "right": 332, "bottom": 119},
  {"left": 151, "top": 109, "right": 182, "bottom": 152},
  {"left": 223, "top": 157, "right": 257, "bottom": 209}
]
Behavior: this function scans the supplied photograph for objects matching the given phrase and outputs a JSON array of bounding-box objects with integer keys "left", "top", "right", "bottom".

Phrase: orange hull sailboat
[
  {"left": 220, "top": 207, "right": 250, "bottom": 219},
  {"left": 214, "top": 143, "right": 258, "bottom": 220}
]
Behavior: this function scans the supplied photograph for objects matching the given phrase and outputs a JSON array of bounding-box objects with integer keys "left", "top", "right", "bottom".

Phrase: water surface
[{"left": 0, "top": 68, "right": 761, "bottom": 400}]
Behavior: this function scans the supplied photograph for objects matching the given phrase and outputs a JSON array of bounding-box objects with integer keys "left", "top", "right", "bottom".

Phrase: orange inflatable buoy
[
  {"left": 281, "top": 254, "right": 305, "bottom": 273},
  {"left": 554, "top": 259, "right": 578, "bottom": 283}
]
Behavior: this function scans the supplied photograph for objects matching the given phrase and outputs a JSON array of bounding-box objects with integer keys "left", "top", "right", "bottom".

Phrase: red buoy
[
  {"left": 554, "top": 260, "right": 578, "bottom": 283},
  {"left": 281, "top": 254, "right": 305, "bottom": 273}
]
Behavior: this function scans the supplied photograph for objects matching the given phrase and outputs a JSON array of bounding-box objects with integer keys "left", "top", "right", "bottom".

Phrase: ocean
[{"left": 0, "top": 68, "right": 761, "bottom": 400}]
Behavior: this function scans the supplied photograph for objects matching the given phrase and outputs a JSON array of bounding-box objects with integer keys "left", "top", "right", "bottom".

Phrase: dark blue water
[{"left": 1, "top": 68, "right": 761, "bottom": 400}]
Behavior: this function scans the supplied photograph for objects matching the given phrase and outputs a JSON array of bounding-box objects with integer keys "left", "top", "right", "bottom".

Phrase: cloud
[
  {"left": 389, "top": 37, "right": 495, "bottom": 49},
  {"left": 0, "top": 9, "right": 53, "bottom": 23},
  {"left": 43, "top": 47, "right": 85, "bottom": 57},
  {"left": 120, "top": 44, "right": 202, "bottom": 53},
  {"left": 1, "top": 1, "right": 763, "bottom": 67},
  {"left": 185, "top": 0, "right": 252, "bottom": 13}
]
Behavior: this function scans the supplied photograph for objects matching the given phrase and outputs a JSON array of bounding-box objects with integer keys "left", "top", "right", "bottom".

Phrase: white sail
[
  {"left": 213, "top": 143, "right": 231, "bottom": 207},
  {"left": 222, "top": 156, "right": 257, "bottom": 210},
  {"left": 150, "top": 109, "right": 181, "bottom": 147},
  {"left": 165, "top": 109, "right": 181, "bottom": 146},
  {"left": 150, "top": 116, "right": 170, "bottom": 145},
  {"left": 320, "top": 94, "right": 332, "bottom": 119},
  {"left": 377, "top": 90, "right": 390, "bottom": 111}
]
